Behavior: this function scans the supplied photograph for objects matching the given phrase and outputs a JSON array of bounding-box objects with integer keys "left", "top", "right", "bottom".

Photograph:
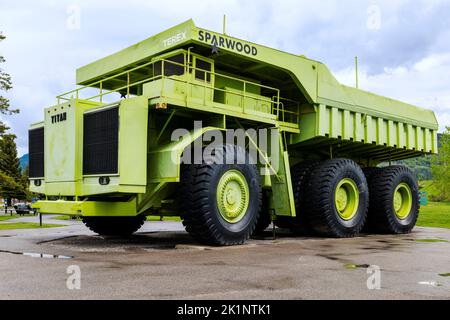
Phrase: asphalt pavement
[{"left": 0, "top": 215, "right": 449, "bottom": 299}]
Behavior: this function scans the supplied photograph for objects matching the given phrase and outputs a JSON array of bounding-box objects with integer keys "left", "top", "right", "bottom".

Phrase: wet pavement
[{"left": 0, "top": 215, "right": 449, "bottom": 299}]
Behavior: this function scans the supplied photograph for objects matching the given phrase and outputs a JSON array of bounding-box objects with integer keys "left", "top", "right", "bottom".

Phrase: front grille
[
  {"left": 29, "top": 127, "right": 45, "bottom": 178},
  {"left": 83, "top": 107, "right": 119, "bottom": 175}
]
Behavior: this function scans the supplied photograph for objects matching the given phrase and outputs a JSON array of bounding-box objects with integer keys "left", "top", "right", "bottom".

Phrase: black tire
[
  {"left": 366, "top": 166, "right": 419, "bottom": 234},
  {"left": 361, "top": 167, "right": 382, "bottom": 232},
  {"left": 304, "top": 158, "right": 369, "bottom": 237},
  {"left": 82, "top": 216, "right": 146, "bottom": 236},
  {"left": 287, "top": 161, "right": 318, "bottom": 235},
  {"left": 363, "top": 167, "right": 382, "bottom": 181},
  {"left": 178, "top": 144, "right": 262, "bottom": 246},
  {"left": 253, "top": 190, "right": 272, "bottom": 234}
]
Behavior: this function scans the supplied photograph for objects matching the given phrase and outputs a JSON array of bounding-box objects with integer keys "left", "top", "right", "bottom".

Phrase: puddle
[
  {"left": 414, "top": 238, "right": 449, "bottom": 243},
  {"left": 439, "top": 273, "right": 450, "bottom": 277},
  {"left": 418, "top": 281, "right": 443, "bottom": 287},
  {"left": 23, "top": 252, "right": 72, "bottom": 259},
  {"left": 344, "top": 263, "right": 371, "bottom": 269},
  {"left": 0, "top": 249, "right": 72, "bottom": 259}
]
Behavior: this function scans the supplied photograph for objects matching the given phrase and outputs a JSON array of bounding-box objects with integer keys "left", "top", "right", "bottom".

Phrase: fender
[{"left": 147, "top": 126, "right": 223, "bottom": 183}]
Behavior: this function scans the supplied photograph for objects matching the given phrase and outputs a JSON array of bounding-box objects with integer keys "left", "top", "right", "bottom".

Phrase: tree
[
  {"left": 0, "top": 171, "right": 21, "bottom": 198},
  {"left": 0, "top": 134, "right": 27, "bottom": 202},
  {"left": 21, "top": 165, "right": 32, "bottom": 201},
  {"left": 0, "top": 134, "right": 21, "bottom": 179},
  {"left": 431, "top": 127, "right": 450, "bottom": 201},
  {"left": 1, "top": 32, "right": 19, "bottom": 135}
]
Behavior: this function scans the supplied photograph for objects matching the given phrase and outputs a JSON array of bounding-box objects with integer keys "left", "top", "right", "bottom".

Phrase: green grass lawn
[
  {"left": 0, "top": 214, "right": 21, "bottom": 221},
  {"left": 417, "top": 202, "right": 450, "bottom": 229},
  {"left": 53, "top": 215, "right": 70, "bottom": 220},
  {"left": 0, "top": 214, "right": 37, "bottom": 221},
  {"left": 53, "top": 215, "right": 81, "bottom": 221},
  {"left": 0, "top": 222, "right": 65, "bottom": 230}
]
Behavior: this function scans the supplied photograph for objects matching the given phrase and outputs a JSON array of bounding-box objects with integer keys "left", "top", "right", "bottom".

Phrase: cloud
[{"left": 0, "top": 0, "right": 449, "bottom": 156}]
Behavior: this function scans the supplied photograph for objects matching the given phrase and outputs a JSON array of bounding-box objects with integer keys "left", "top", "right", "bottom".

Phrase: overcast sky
[{"left": 1, "top": 0, "right": 449, "bottom": 155}]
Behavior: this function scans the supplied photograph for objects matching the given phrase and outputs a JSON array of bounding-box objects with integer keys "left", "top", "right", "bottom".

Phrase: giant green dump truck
[{"left": 29, "top": 20, "right": 438, "bottom": 245}]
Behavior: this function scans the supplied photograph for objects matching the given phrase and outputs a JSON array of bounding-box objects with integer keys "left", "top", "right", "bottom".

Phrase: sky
[{"left": 0, "top": 0, "right": 449, "bottom": 156}]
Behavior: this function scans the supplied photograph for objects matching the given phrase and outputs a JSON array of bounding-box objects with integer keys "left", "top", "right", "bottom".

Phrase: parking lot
[{"left": 0, "top": 215, "right": 449, "bottom": 299}]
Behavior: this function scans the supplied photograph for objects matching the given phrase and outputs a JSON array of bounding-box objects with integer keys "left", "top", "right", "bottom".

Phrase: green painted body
[{"left": 30, "top": 19, "right": 438, "bottom": 219}]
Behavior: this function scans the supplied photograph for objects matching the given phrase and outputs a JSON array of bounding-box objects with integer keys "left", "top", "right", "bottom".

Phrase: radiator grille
[
  {"left": 28, "top": 127, "right": 45, "bottom": 178},
  {"left": 83, "top": 107, "right": 119, "bottom": 175}
]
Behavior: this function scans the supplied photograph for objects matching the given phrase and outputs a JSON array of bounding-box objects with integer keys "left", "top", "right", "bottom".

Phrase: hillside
[{"left": 19, "top": 153, "right": 28, "bottom": 172}]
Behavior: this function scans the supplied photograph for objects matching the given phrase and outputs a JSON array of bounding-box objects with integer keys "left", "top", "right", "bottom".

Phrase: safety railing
[
  {"left": 57, "top": 57, "right": 299, "bottom": 125},
  {"left": 272, "top": 97, "right": 301, "bottom": 124}
]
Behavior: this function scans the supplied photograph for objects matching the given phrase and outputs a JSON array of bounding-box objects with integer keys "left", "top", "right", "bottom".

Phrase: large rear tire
[
  {"left": 304, "top": 159, "right": 369, "bottom": 237},
  {"left": 363, "top": 167, "right": 382, "bottom": 182},
  {"left": 366, "top": 166, "right": 419, "bottom": 234},
  {"left": 361, "top": 167, "right": 382, "bottom": 232},
  {"left": 178, "top": 144, "right": 262, "bottom": 246},
  {"left": 82, "top": 216, "right": 146, "bottom": 236}
]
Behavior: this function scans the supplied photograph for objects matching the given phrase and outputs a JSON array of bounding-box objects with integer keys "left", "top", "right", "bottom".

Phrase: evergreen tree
[
  {"left": 21, "top": 165, "right": 31, "bottom": 201},
  {"left": 0, "top": 134, "right": 21, "bottom": 179},
  {"left": 0, "top": 171, "right": 21, "bottom": 201},
  {"left": 0, "top": 134, "right": 26, "bottom": 201}
]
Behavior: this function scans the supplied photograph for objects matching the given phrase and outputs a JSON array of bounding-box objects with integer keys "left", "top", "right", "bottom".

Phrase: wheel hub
[
  {"left": 226, "top": 188, "right": 236, "bottom": 205},
  {"left": 336, "top": 188, "right": 348, "bottom": 211},
  {"left": 335, "top": 178, "right": 359, "bottom": 220},
  {"left": 393, "top": 183, "right": 412, "bottom": 220},
  {"left": 217, "top": 170, "right": 250, "bottom": 223}
]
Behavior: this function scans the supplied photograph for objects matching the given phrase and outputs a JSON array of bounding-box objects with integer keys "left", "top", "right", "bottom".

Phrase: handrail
[
  {"left": 56, "top": 57, "right": 300, "bottom": 124},
  {"left": 58, "top": 58, "right": 280, "bottom": 101},
  {"left": 57, "top": 58, "right": 158, "bottom": 101}
]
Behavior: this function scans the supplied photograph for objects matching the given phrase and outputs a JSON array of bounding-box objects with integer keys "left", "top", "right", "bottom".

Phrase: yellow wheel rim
[
  {"left": 394, "top": 183, "right": 413, "bottom": 220},
  {"left": 335, "top": 178, "right": 359, "bottom": 221},
  {"left": 216, "top": 170, "right": 250, "bottom": 224}
]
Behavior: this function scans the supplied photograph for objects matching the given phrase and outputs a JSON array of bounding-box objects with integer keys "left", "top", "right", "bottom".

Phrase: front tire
[
  {"left": 178, "top": 144, "right": 262, "bottom": 246},
  {"left": 304, "top": 159, "right": 369, "bottom": 237}
]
